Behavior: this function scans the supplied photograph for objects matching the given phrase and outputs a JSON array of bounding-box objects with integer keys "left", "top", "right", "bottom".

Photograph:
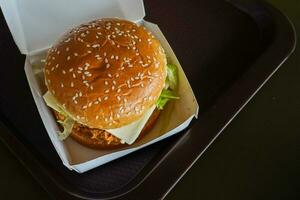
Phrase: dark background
[{"left": 0, "top": 0, "right": 299, "bottom": 199}]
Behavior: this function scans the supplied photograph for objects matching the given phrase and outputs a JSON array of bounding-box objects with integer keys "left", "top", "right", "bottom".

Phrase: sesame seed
[
  {"left": 88, "top": 102, "right": 92, "bottom": 107},
  {"left": 69, "top": 68, "right": 73, "bottom": 72},
  {"left": 79, "top": 92, "right": 82, "bottom": 97},
  {"left": 47, "top": 79, "right": 51, "bottom": 83},
  {"left": 112, "top": 86, "right": 115, "bottom": 90},
  {"left": 108, "top": 73, "right": 112, "bottom": 78},
  {"left": 87, "top": 50, "right": 92, "bottom": 54},
  {"left": 83, "top": 105, "right": 87, "bottom": 109},
  {"left": 74, "top": 100, "right": 78, "bottom": 104},
  {"left": 74, "top": 53, "right": 78, "bottom": 56},
  {"left": 73, "top": 73, "right": 76, "bottom": 78},
  {"left": 71, "top": 82, "right": 74, "bottom": 87},
  {"left": 104, "top": 81, "right": 109, "bottom": 85},
  {"left": 46, "top": 70, "right": 50, "bottom": 74},
  {"left": 86, "top": 44, "right": 90, "bottom": 47},
  {"left": 104, "top": 89, "right": 109, "bottom": 93},
  {"left": 106, "top": 63, "right": 110, "bottom": 68},
  {"left": 90, "top": 85, "right": 94, "bottom": 90},
  {"left": 104, "top": 52, "right": 107, "bottom": 56},
  {"left": 96, "top": 115, "right": 99, "bottom": 119},
  {"left": 61, "top": 83, "right": 64, "bottom": 88},
  {"left": 64, "top": 38, "right": 71, "bottom": 43},
  {"left": 67, "top": 56, "right": 71, "bottom": 60},
  {"left": 115, "top": 73, "right": 120, "bottom": 78},
  {"left": 51, "top": 67, "right": 55, "bottom": 71},
  {"left": 105, "top": 58, "right": 108, "bottom": 63},
  {"left": 104, "top": 96, "right": 108, "bottom": 101},
  {"left": 62, "top": 70, "right": 66, "bottom": 74},
  {"left": 97, "top": 97, "right": 102, "bottom": 102},
  {"left": 117, "top": 88, "right": 121, "bottom": 93},
  {"left": 78, "top": 67, "right": 83, "bottom": 70},
  {"left": 57, "top": 51, "right": 60, "bottom": 55},
  {"left": 82, "top": 75, "right": 85, "bottom": 80},
  {"left": 84, "top": 71, "right": 89, "bottom": 75},
  {"left": 94, "top": 101, "right": 99, "bottom": 104},
  {"left": 105, "top": 118, "right": 108, "bottom": 122},
  {"left": 77, "top": 70, "right": 82, "bottom": 74},
  {"left": 111, "top": 55, "right": 114, "bottom": 59},
  {"left": 117, "top": 96, "right": 121, "bottom": 101}
]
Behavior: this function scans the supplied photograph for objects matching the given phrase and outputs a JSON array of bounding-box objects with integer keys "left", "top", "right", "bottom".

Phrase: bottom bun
[{"left": 54, "top": 109, "right": 160, "bottom": 149}]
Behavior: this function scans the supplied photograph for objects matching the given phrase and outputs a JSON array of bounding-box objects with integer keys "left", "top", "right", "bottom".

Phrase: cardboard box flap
[{"left": 0, "top": 0, "right": 145, "bottom": 55}]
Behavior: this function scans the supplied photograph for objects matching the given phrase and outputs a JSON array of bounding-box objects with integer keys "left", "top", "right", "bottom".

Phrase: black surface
[{"left": 0, "top": 0, "right": 296, "bottom": 199}]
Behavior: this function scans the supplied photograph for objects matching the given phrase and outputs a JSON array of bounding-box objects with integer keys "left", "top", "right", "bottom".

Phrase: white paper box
[{"left": 0, "top": 0, "right": 199, "bottom": 173}]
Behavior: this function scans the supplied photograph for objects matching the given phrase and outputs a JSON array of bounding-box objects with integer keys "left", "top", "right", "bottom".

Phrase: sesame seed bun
[{"left": 44, "top": 18, "right": 167, "bottom": 129}]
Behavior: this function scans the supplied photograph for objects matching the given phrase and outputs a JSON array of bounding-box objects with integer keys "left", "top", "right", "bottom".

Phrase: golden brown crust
[
  {"left": 45, "top": 18, "right": 167, "bottom": 129},
  {"left": 54, "top": 109, "right": 160, "bottom": 149}
]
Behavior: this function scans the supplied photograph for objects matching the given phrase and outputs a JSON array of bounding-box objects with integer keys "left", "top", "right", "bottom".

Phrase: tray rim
[{"left": 0, "top": 0, "right": 296, "bottom": 199}]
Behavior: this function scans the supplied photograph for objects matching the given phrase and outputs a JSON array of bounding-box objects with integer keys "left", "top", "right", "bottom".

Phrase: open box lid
[{"left": 0, "top": 0, "right": 145, "bottom": 55}]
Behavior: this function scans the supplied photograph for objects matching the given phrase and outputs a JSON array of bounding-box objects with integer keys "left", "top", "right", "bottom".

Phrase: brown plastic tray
[{"left": 0, "top": 0, "right": 296, "bottom": 199}]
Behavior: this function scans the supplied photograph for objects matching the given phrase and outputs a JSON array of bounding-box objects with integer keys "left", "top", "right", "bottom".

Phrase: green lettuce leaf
[
  {"left": 156, "top": 64, "right": 179, "bottom": 110},
  {"left": 57, "top": 117, "right": 75, "bottom": 140},
  {"left": 43, "top": 91, "right": 75, "bottom": 140},
  {"left": 156, "top": 89, "right": 179, "bottom": 110},
  {"left": 166, "top": 64, "right": 178, "bottom": 90}
]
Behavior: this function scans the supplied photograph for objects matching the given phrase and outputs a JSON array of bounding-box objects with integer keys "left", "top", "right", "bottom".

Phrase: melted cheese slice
[
  {"left": 107, "top": 105, "right": 156, "bottom": 144},
  {"left": 43, "top": 91, "right": 156, "bottom": 144}
]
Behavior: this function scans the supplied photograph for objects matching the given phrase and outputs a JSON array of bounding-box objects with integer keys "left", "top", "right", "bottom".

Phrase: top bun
[{"left": 44, "top": 18, "right": 167, "bottom": 129}]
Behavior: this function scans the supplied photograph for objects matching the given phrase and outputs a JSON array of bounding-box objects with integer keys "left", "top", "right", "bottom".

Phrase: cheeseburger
[{"left": 43, "top": 18, "right": 178, "bottom": 149}]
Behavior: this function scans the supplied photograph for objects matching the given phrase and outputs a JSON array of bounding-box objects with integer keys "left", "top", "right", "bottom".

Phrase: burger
[{"left": 43, "top": 18, "right": 179, "bottom": 149}]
